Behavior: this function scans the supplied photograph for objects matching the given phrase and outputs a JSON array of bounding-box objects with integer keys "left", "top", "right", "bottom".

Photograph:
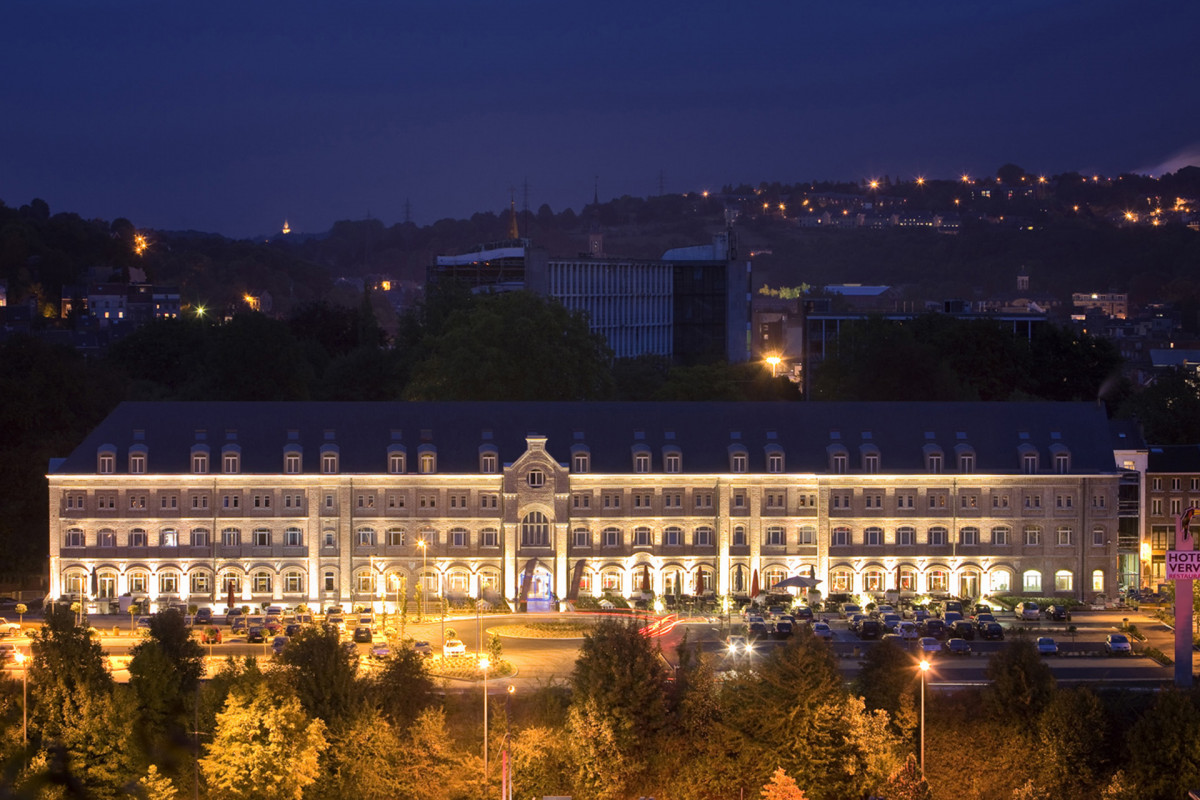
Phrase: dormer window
[
  {"left": 284, "top": 450, "right": 302, "bottom": 474},
  {"left": 222, "top": 447, "right": 240, "bottom": 474},
  {"left": 321, "top": 452, "right": 338, "bottom": 474},
  {"left": 387, "top": 446, "right": 406, "bottom": 474},
  {"left": 860, "top": 445, "right": 880, "bottom": 474},
  {"left": 1018, "top": 444, "right": 1039, "bottom": 474},
  {"left": 571, "top": 446, "right": 590, "bottom": 474},
  {"left": 955, "top": 444, "right": 976, "bottom": 475},
  {"left": 663, "top": 447, "right": 681, "bottom": 474},
  {"left": 632, "top": 446, "right": 651, "bottom": 474},
  {"left": 418, "top": 447, "right": 436, "bottom": 474},
  {"left": 1050, "top": 444, "right": 1070, "bottom": 474},
  {"left": 923, "top": 444, "right": 944, "bottom": 475},
  {"left": 729, "top": 444, "right": 749, "bottom": 474},
  {"left": 479, "top": 446, "right": 498, "bottom": 474},
  {"left": 765, "top": 447, "right": 784, "bottom": 474},
  {"left": 129, "top": 449, "right": 147, "bottom": 475},
  {"left": 827, "top": 444, "right": 848, "bottom": 475},
  {"left": 191, "top": 446, "right": 209, "bottom": 474},
  {"left": 97, "top": 448, "right": 116, "bottom": 474}
]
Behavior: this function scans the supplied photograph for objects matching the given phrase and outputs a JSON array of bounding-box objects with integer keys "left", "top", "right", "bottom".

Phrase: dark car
[
  {"left": 979, "top": 622, "right": 1005, "bottom": 640},
  {"left": 858, "top": 620, "right": 882, "bottom": 640},
  {"left": 973, "top": 613, "right": 997, "bottom": 630},
  {"left": 247, "top": 626, "right": 266, "bottom": 643},
  {"left": 1044, "top": 604, "right": 1069, "bottom": 621},
  {"left": 794, "top": 606, "right": 814, "bottom": 621},
  {"left": 194, "top": 608, "right": 213, "bottom": 625},
  {"left": 944, "top": 601, "right": 963, "bottom": 615},
  {"left": 848, "top": 614, "right": 866, "bottom": 633},
  {"left": 943, "top": 611, "right": 964, "bottom": 627},
  {"left": 972, "top": 604, "right": 992, "bottom": 616},
  {"left": 748, "top": 621, "right": 769, "bottom": 639},
  {"left": 949, "top": 620, "right": 975, "bottom": 640},
  {"left": 773, "top": 620, "right": 794, "bottom": 639},
  {"left": 922, "top": 619, "right": 947, "bottom": 639},
  {"left": 284, "top": 623, "right": 302, "bottom": 637},
  {"left": 352, "top": 626, "right": 373, "bottom": 643},
  {"left": 231, "top": 616, "right": 248, "bottom": 632},
  {"left": 944, "top": 638, "right": 972, "bottom": 656}
]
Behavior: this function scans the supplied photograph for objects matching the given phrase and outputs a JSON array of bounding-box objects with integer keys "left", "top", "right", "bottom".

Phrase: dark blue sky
[{"left": 4, "top": 1, "right": 1198, "bottom": 238}]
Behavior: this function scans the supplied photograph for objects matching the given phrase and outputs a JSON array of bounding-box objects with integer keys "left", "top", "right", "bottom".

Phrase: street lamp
[
  {"left": 13, "top": 650, "right": 26, "bottom": 743},
  {"left": 417, "top": 539, "right": 428, "bottom": 622},
  {"left": 765, "top": 355, "right": 781, "bottom": 378},
  {"left": 918, "top": 659, "right": 930, "bottom": 772},
  {"left": 503, "top": 685, "right": 515, "bottom": 800},
  {"left": 480, "top": 656, "right": 490, "bottom": 785}
]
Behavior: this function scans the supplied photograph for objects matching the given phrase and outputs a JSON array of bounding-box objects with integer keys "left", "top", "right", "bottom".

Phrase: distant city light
[{"left": 133, "top": 234, "right": 149, "bottom": 256}]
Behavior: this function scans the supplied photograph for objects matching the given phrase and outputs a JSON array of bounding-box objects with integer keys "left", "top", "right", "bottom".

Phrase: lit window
[
  {"left": 1054, "top": 570, "right": 1073, "bottom": 592},
  {"left": 522, "top": 512, "right": 550, "bottom": 547},
  {"left": 419, "top": 453, "right": 436, "bottom": 474},
  {"left": 1023, "top": 570, "right": 1042, "bottom": 592}
]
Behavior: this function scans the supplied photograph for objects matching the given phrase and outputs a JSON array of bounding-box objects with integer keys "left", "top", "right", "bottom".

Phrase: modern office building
[
  {"left": 431, "top": 232, "right": 751, "bottom": 364},
  {"left": 48, "top": 401, "right": 1122, "bottom": 614}
]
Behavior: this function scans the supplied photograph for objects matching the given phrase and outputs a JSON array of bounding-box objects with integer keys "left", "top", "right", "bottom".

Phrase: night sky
[{"left": 4, "top": 1, "right": 1198, "bottom": 239}]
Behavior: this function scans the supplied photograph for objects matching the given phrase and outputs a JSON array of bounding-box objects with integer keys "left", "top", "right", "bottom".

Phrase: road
[{"left": 0, "top": 606, "right": 1184, "bottom": 692}]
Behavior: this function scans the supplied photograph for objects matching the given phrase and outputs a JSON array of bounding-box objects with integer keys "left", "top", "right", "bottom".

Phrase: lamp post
[
  {"left": 503, "top": 685, "right": 515, "bottom": 800},
  {"left": 918, "top": 659, "right": 930, "bottom": 772},
  {"left": 13, "top": 650, "right": 26, "bottom": 744},
  {"left": 417, "top": 539, "right": 428, "bottom": 622},
  {"left": 765, "top": 354, "right": 781, "bottom": 378},
  {"left": 480, "top": 656, "right": 490, "bottom": 785}
]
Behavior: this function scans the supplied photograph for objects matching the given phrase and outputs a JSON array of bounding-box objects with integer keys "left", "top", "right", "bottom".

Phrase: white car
[
  {"left": 0, "top": 618, "right": 21, "bottom": 636},
  {"left": 897, "top": 621, "right": 919, "bottom": 640},
  {"left": 442, "top": 639, "right": 466, "bottom": 657}
]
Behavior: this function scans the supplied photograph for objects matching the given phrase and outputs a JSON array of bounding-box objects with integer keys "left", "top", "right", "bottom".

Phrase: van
[{"left": 1016, "top": 601, "right": 1040, "bottom": 621}]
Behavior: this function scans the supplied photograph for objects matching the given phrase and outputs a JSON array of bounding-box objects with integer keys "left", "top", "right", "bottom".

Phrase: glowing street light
[
  {"left": 765, "top": 355, "right": 782, "bottom": 378},
  {"left": 915, "top": 176, "right": 926, "bottom": 187},
  {"left": 918, "top": 659, "right": 931, "bottom": 771}
]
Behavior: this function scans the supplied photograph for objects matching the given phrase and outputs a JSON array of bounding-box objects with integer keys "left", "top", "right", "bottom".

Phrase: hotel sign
[{"left": 1166, "top": 550, "right": 1200, "bottom": 580}]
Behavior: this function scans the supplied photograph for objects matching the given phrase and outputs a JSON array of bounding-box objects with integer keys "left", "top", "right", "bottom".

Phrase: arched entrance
[{"left": 518, "top": 560, "right": 555, "bottom": 612}]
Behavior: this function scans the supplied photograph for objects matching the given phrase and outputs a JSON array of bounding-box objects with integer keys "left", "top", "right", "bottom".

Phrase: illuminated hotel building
[{"left": 48, "top": 401, "right": 1121, "bottom": 612}]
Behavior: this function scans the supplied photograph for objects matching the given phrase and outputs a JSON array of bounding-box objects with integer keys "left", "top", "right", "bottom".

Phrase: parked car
[
  {"left": 944, "top": 601, "right": 963, "bottom": 615},
  {"left": 199, "top": 626, "right": 222, "bottom": 644},
  {"left": 897, "top": 621, "right": 919, "bottom": 640},
  {"left": 284, "top": 623, "right": 302, "bottom": 637},
  {"left": 352, "top": 626, "right": 374, "bottom": 643},
  {"left": 1104, "top": 633, "right": 1132, "bottom": 655},
  {"left": 793, "top": 606, "right": 814, "bottom": 621},
  {"left": 881, "top": 613, "right": 902, "bottom": 632},
  {"left": 247, "top": 627, "right": 266, "bottom": 643},
  {"left": 442, "top": 639, "right": 466, "bottom": 657},
  {"left": 922, "top": 619, "right": 947, "bottom": 639},
  {"left": 949, "top": 620, "right": 975, "bottom": 640},
  {"left": 194, "top": 608, "right": 213, "bottom": 625},
  {"left": 230, "top": 616, "right": 248, "bottom": 632},
  {"left": 773, "top": 620, "right": 794, "bottom": 639},
  {"left": 266, "top": 605, "right": 284, "bottom": 617},
  {"left": 943, "top": 611, "right": 964, "bottom": 627},
  {"left": 979, "top": 622, "right": 1005, "bottom": 640},
  {"left": 972, "top": 613, "right": 997, "bottom": 629},
  {"left": 748, "top": 621, "right": 769, "bottom": 639},
  {"left": 0, "top": 643, "right": 17, "bottom": 663},
  {"left": 1016, "top": 601, "right": 1041, "bottom": 621},
  {"left": 271, "top": 636, "right": 289, "bottom": 655},
  {"left": 411, "top": 640, "right": 434, "bottom": 658},
  {"left": 858, "top": 620, "right": 882, "bottom": 640},
  {"left": 917, "top": 636, "right": 942, "bottom": 656},
  {"left": 944, "top": 638, "right": 972, "bottom": 656},
  {"left": 1044, "top": 604, "right": 1069, "bottom": 621},
  {"left": 848, "top": 614, "right": 866, "bottom": 633},
  {"left": 1036, "top": 637, "right": 1059, "bottom": 656},
  {"left": 812, "top": 622, "right": 834, "bottom": 641},
  {"left": 0, "top": 618, "right": 21, "bottom": 636},
  {"left": 841, "top": 603, "right": 862, "bottom": 619},
  {"left": 972, "top": 604, "right": 992, "bottom": 616}
]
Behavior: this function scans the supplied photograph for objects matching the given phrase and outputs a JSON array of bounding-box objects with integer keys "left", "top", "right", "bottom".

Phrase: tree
[
  {"left": 199, "top": 685, "right": 327, "bottom": 800},
  {"left": 392, "top": 707, "right": 481, "bottom": 800},
  {"left": 1036, "top": 687, "right": 1107, "bottom": 799},
  {"left": 568, "top": 619, "right": 669, "bottom": 797},
  {"left": 1125, "top": 689, "right": 1200, "bottom": 799},
  {"left": 309, "top": 708, "right": 405, "bottom": 800},
  {"left": 852, "top": 638, "right": 919, "bottom": 734},
  {"left": 983, "top": 639, "right": 1055, "bottom": 723},
  {"left": 1117, "top": 366, "right": 1200, "bottom": 444},
  {"left": 369, "top": 647, "right": 432, "bottom": 727},
  {"left": 761, "top": 767, "right": 807, "bottom": 800},
  {"left": 28, "top": 605, "right": 112, "bottom": 741},
  {"left": 275, "top": 624, "right": 361, "bottom": 725},
  {"left": 128, "top": 609, "right": 206, "bottom": 734},
  {"left": 884, "top": 754, "right": 932, "bottom": 800},
  {"left": 403, "top": 291, "right": 614, "bottom": 401},
  {"left": 138, "top": 763, "right": 179, "bottom": 800}
]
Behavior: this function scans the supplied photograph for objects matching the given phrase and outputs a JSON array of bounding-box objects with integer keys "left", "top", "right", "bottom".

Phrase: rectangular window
[
  {"left": 831, "top": 454, "right": 847, "bottom": 474},
  {"left": 192, "top": 529, "right": 210, "bottom": 547},
  {"left": 191, "top": 573, "right": 211, "bottom": 593},
  {"left": 1057, "top": 527, "right": 1073, "bottom": 546},
  {"left": 664, "top": 528, "right": 681, "bottom": 546},
  {"left": 1093, "top": 493, "right": 1106, "bottom": 508},
  {"left": 1023, "top": 454, "right": 1038, "bottom": 474},
  {"left": 694, "top": 493, "right": 711, "bottom": 509},
  {"left": 572, "top": 453, "right": 589, "bottom": 473},
  {"left": 733, "top": 492, "right": 746, "bottom": 509},
  {"left": 1025, "top": 528, "right": 1041, "bottom": 546},
  {"left": 959, "top": 454, "right": 975, "bottom": 474},
  {"left": 480, "top": 453, "right": 498, "bottom": 473},
  {"left": 603, "top": 529, "right": 620, "bottom": 548},
  {"left": 574, "top": 529, "right": 590, "bottom": 548},
  {"left": 992, "top": 527, "right": 1009, "bottom": 546},
  {"left": 324, "top": 571, "right": 336, "bottom": 592},
  {"left": 695, "top": 528, "right": 712, "bottom": 546},
  {"left": 1056, "top": 494, "right": 1074, "bottom": 509},
  {"left": 928, "top": 454, "right": 943, "bottom": 474},
  {"left": 223, "top": 495, "right": 240, "bottom": 509},
  {"left": 831, "top": 528, "right": 849, "bottom": 546},
  {"left": 192, "top": 454, "right": 208, "bottom": 474},
  {"left": 1171, "top": 498, "right": 1182, "bottom": 516},
  {"left": 634, "top": 453, "right": 650, "bottom": 473},
  {"left": 222, "top": 529, "right": 239, "bottom": 547},
  {"left": 322, "top": 454, "right": 337, "bottom": 473},
  {"left": 928, "top": 493, "right": 946, "bottom": 509},
  {"left": 572, "top": 493, "right": 590, "bottom": 509},
  {"left": 898, "top": 528, "right": 915, "bottom": 546},
  {"left": 928, "top": 528, "right": 946, "bottom": 546},
  {"left": 285, "top": 529, "right": 302, "bottom": 546},
  {"left": 765, "top": 527, "right": 785, "bottom": 546},
  {"left": 897, "top": 494, "right": 914, "bottom": 509},
  {"left": 960, "top": 527, "right": 979, "bottom": 545},
  {"left": 223, "top": 454, "right": 239, "bottom": 473},
  {"left": 481, "top": 528, "right": 498, "bottom": 547},
  {"left": 1151, "top": 498, "right": 1163, "bottom": 515},
  {"left": 285, "top": 454, "right": 301, "bottom": 474},
  {"left": 865, "top": 528, "right": 882, "bottom": 546},
  {"left": 992, "top": 494, "right": 1010, "bottom": 509},
  {"left": 960, "top": 494, "right": 978, "bottom": 509},
  {"left": 1172, "top": 478, "right": 1181, "bottom": 491},
  {"left": 253, "top": 529, "right": 270, "bottom": 547},
  {"left": 732, "top": 453, "right": 748, "bottom": 473},
  {"left": 665, "top": 453, "right": 681, "bottom": 473},
  {"left": 864, "top": 453, "right": 880, "bottom": 474},
  {"left": 388, "top": 453, "right": 405, "bottom": 474},
  {"left": 451, "top": 529, "right": 467, "bottom": 547},
  {"left": 767, "top": 453, "right": 783, "bottom": 473},
  {"left": 129, "top": 454, "right": 146, "bottom": 474},
  {"left": 98, "top": 454, "right": 115, "bottom": 474}
]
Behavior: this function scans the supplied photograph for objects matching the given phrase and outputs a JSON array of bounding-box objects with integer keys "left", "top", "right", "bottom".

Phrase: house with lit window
[{"left": 48, "top": 401, "right": 1122, "bottom": 614}]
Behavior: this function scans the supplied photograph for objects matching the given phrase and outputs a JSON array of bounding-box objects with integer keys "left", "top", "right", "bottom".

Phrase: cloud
[{"left": 1135, "top": 144, "right": 1200, "bottom": 177}]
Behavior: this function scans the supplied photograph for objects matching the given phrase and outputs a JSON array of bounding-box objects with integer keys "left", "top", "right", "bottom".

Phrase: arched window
[
  {"left": 355, "top": 571, "right": 375, "bottom": 594},
  {"left": 663, "top": 526, "right": 682, "bottom": 547},
  {"left": 864, "top": 526, "right": 883, "bottom": 546},
  {"left": 252, "top": 571, "right": 273, "bottom": 594},
  {"left": 694, "top": 526, "right": 714, "bottom": 547},
  {"left": 448, "top": 570, "right": 470, "bottom": 593},
  {"left": 633, "top": 526, "right": 651, "bottom": 547},
  {"left": 831, "top": 526, "right": 851, "bottom": 547},
  {"left": 1022, "top": 570, "right": 1042, "bottom": 593},
  {"left": 763, "top": 566, "right": 787, "bottom": 589},
  {"left": 733, "top": 525, "right": 748, "bottom": 546},
  {"left": 765, "top": 526, "right": 786, "bottom": 546},
  {"left": 97, "top": 571, "right": 117, "bottom": 598},
  {"left": 990, "top": 569, "right": 1011, "bottom": 593},
  {"left": 479, "top": 569, "right": 501, "bottom": 593},
  {"left": 991, "top": 526, "right": 1011, "bottom": 546},
  {"left": 158, "top": 570, "right": 180, "bottom": 595},
  {"left": 899, "top": 567, "right": 916, "bottom": 592},
  {"left": 797, "top": 525, "right": 816, "bottom": 545},
  {"left": 128, "top": 570, "right": 149, "bottom": 594},
  {"left": 600, "top": 569, "right": 623, "bottom": 592},
  {"left": 927, "top": 569, "right": 949, "bottom": 592},
  {"left": 1091, "top": 569, "right": 1104, "bottom": 592},
  {"left": 283, "top": 570, "right": 304, "bottom": 594},
  {"left": 864, "top": 569, "right": 884, "bottom": 592},
  {"left": 64, "top": 528, "right": 85, "bottom": 548},
  {"left": 831, "top": 568, "right": 853, "bottom": 592},
  {"left": 521, "top": 511, "right": 550, "bottom": 547},
  {"left": 1054, "top": 570, "right": 1073, "bottom": 592},
  {"left": 731, "top": 564, "right": 748, "bottom": 594}
]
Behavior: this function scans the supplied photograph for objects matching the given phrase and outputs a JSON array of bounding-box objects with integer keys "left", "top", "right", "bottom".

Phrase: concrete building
[{"left": 48, "top": 401, "right": 1122, "bottom": 614}]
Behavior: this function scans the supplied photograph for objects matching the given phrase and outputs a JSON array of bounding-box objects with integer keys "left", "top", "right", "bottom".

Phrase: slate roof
[
  {"left": 51, "top": 401, "right": 1119, "bottom": 476},
  {"left": 1147, "top": 445, "right": 1200, "bottom": 473}
]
